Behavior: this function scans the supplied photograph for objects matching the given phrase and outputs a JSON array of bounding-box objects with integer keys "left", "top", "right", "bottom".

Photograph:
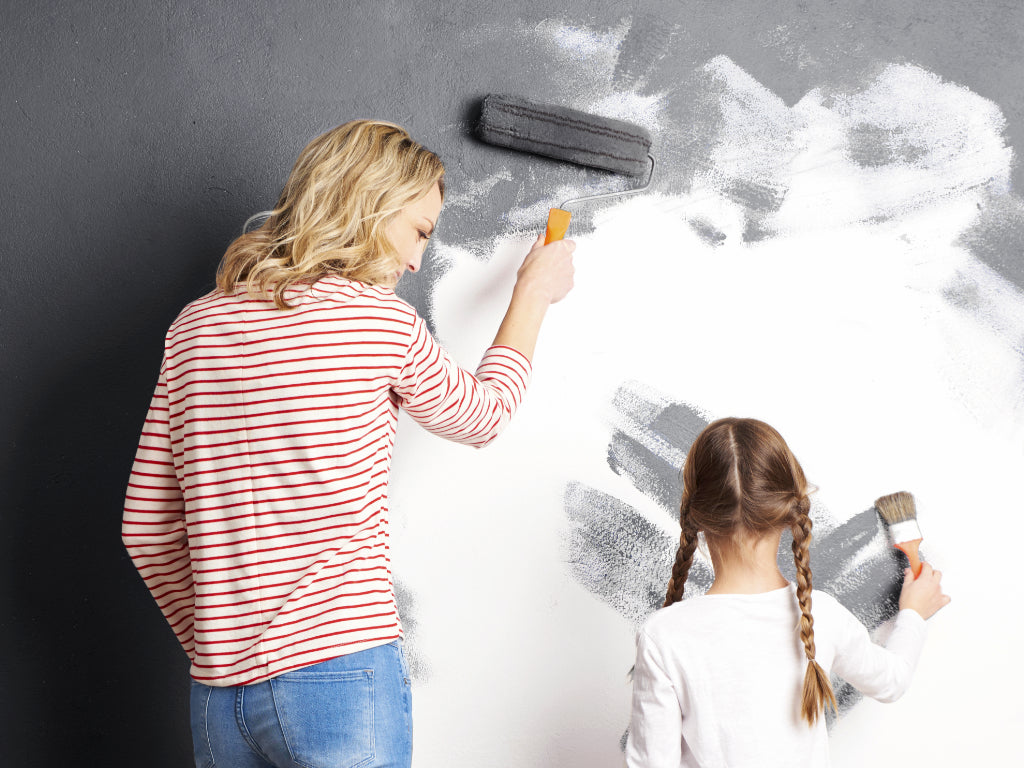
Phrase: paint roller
[{"left": 477, "top": 94, "right": 654, "bottom": 244}]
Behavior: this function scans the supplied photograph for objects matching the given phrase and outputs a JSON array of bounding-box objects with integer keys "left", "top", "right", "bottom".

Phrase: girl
[
  {"left": 626, "top": 418, "right": 949, "bottom": 768},
  {"left": 122, "top": 120, "right": 575, "bottom": 768}
]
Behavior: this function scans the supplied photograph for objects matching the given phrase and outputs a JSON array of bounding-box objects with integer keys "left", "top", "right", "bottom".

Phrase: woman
[{"left": 122, "top": 120, "right": 575, "bottom": 767}]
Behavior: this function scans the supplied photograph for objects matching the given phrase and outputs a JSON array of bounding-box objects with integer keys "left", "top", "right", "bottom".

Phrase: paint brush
[
  {"left": 477, "top": 94, "right": 655, "bottom": 243},
  {"left": 874, "top": 491, "right": 924, "bottom": 578}
]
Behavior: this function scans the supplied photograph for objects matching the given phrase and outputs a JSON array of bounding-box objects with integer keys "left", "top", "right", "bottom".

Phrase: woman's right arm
[{"left": 393, "top": 234, "right": 575, "bottom": 446}]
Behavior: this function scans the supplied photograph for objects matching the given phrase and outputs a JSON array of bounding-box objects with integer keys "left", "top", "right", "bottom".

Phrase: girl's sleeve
[
  {"left": 121, "top": 359, "right": 196, "bottom": 657},
  {"left": 393, "top": 313, "right": 532, "bottom": 448},
  {"left": 830, "top": 600, "right": 927, "bottom": 703},
  {"left": 626, "top": 629, "right": 683, "bottom": 768}
]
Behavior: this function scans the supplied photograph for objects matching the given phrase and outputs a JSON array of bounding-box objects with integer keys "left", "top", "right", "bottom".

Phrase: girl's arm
[
  {"left": 829, "top": 564, "right": 947, "bottom": 703},
  {"left": 832, "top": 563, "right": 948, "bottom": 702},
  {"left": 626, "top": 630, "right": 684, "bottom": 768},
  {"left": 832, "top": 608, "right": 926, "bottom": 703}
]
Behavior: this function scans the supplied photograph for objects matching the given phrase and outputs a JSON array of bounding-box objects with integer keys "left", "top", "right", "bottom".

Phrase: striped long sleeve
[
  {"left": 122, "top": 276, "right": 532, "bottom": 685},
  {"left": 122, "top": 360, "right": 196, "bottom": 656},
  {"left": 397, "top": 316, "right": 528, "bottom": 446}
]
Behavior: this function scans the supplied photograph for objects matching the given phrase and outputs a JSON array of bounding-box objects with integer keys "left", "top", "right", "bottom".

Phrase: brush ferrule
[{"left": 888, "top": 519, "right": 922, "bottom": 544}]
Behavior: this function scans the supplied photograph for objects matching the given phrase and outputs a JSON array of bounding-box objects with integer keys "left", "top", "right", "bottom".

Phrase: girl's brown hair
[
  {"left": 663, "top": 417, "right": 837, "bottom": 726},
  {"left": 217, "top": 120, "right": 445, "bottom": 309}
]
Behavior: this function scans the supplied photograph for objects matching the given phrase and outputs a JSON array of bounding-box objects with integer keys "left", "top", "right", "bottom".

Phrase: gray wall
[{"left": 2, "top": 2, "right": 1021, "bottom": 766}]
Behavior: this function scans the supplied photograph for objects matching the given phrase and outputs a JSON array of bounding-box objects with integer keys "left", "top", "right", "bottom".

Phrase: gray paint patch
[
  {"left": 722, "top": 178, "right": 788, "bottom": 216},
  {"left": 607, "top": 383, "right": 708, "bottom": 517},
  {"left": 820, "top": 508, "right": 904, "bottom": 630},
  {"left": 956, "top": 192, "right": 1024, "bottom": 292},
  {"left": 847, "top": 122, "right": 928, "bottom": 168},
  {"left": 942, "top": 272, "right": 985, "bottom": 312},
  {"left": 689, "top": 218, "right": 728, "bottom": 247},
  {"left": 393, "top": 578, "right": 430, "bottom": 681},
  {"left": 563, "top": 481, "right": 713, "bottom": 624},
  {"left": 607, "top": 430, "right": 683, "bottom": 517}
]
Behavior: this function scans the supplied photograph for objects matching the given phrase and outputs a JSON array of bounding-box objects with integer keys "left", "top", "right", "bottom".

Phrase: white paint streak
[
  {"left": 442, "top": 169, "right": 513, "bottom": 210},
  {"left": 585, "top": 90, "right": 665, "bottom": 131},
  {"left": 700, "top": 55, "right": 803, "bottom": 203},
  {"left": 538, "top": 18, "right": 626, "bottom": 66},
  {"left": 535, "top": 18, "right": 667, "bottom": 129},
  {"left": 551, "top": 24, "right": 619, "bottom": 59}
]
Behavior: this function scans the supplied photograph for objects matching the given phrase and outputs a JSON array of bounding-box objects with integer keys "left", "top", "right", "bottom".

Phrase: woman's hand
[
  {"left": 898, "top": 562, "right": 950, "bottom": 619},
  {"left": 490, "top": 233, "right": 577, "bottom": 361},
  {"left": 513, "top": 233, "right": 576, "bottom": 305}
]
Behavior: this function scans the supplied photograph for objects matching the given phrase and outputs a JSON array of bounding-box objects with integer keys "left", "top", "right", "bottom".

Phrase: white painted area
[{"left": 391, "top": 55, "right": 1023, "bottom": 767}]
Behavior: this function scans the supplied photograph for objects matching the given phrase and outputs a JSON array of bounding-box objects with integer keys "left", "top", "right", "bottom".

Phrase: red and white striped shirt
[{"left": 122, "top": 275, "right": 531, "bottom": 686}]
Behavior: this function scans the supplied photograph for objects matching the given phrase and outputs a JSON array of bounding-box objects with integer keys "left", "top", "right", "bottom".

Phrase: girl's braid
[
  {"left": 664, "top": 498, "right": 699, "bottom": 607},
  {"left": 791, "top": 496, "right": 837, "bottom": 725}
]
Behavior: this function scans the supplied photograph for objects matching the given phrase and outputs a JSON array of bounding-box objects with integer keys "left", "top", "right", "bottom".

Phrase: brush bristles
[{"left": 874, "top": 491, "right": 917, "bottom": 524}]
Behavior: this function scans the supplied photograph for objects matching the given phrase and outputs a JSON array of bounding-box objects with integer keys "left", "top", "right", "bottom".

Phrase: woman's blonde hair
[
  {"left": 217, "top": 120, "right": 445, "bottom": 308},
  {"left": 663, "top": 417, "right": 837, "bottom": 726}
]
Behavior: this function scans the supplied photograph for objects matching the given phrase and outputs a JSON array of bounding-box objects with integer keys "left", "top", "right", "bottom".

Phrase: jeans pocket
[
  {"left": 189, "top": 681, "right": 216, "bottom": 768},
  {"left": 270, "top": 669, "right": 375, "bottom": 768}
]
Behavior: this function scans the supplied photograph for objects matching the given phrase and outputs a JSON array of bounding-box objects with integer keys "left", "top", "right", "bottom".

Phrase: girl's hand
[
  {"left": 514, "top": 233, "right": 576, "bottom": 305},
  {"left": 898, "top": 562, "right": 950, "bottom": 620}
]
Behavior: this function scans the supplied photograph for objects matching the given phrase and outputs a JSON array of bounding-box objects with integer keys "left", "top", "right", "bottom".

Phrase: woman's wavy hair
[
  {"left": 217, "top": 120, "right": 445, "bottom": 308},
  {"left": 663, "top": 417, "right": 837, "bottom": 726}
]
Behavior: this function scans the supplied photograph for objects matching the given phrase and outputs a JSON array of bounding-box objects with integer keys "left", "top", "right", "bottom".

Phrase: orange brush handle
[
  {"left": 895, "top": 539, "right": 923, "bottom": 579},
  {"left": 544, "top": 208, "right": 572, "bottom": 245}
]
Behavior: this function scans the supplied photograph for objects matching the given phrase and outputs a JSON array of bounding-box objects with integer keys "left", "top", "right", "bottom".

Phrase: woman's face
[{"left": 386, "top": 182, "right": 442, "bottom": 286}]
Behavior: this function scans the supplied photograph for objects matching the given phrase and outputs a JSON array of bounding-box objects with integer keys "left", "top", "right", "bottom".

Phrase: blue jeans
[{"left": 190, "top": 640, "right": 412, "bottom": 768}]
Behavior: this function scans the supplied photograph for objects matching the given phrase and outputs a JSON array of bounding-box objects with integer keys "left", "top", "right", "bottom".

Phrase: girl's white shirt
[{"left": 626, "top": 583, "right": 926, "bottom": 768}]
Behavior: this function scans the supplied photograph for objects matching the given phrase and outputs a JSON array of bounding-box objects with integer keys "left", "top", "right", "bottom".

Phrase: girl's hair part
[
  {"left": 217, "top": 119, "right": 445, "bottom": 309},
  {"left": 663, "top": 417, "right": 836, "bottom": 725}
]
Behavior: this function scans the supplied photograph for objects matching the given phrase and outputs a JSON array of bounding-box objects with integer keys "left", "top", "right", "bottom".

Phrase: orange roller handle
[{"left": 544, "top": 208, "right": 572, "bottom": 245}]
